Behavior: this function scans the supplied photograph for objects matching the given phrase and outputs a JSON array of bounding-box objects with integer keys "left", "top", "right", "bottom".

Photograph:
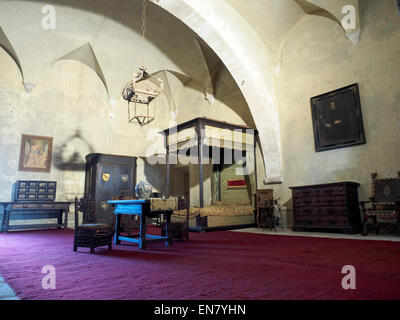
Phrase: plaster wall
[
  {"left": 269, "top": 0, "right": 400, "bottom": 227},
  {"left": 0, "top": 0, "right": 252, "bottom": 208},
  {"left": 1, "top": 0, "right": 399, "bottom": 230}
]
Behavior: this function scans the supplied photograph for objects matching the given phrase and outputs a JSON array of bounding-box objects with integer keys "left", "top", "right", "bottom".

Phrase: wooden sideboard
[
  {"left": 290, "top": 182, "right": 361, "bottom": 234},
  {"left": 0, "top": 202, "right": 70, "bottom": 232},
  {"left": 1, "top": 180, "right": 70, "bottom": 232}
]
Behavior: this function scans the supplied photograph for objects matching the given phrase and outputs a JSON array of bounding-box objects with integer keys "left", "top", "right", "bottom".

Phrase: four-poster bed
[{"left": 162, "top": 117, "right": 258, "bottom": 232}]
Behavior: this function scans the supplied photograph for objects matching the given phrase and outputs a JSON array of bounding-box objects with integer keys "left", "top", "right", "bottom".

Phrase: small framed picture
[
  {"left": 18, "top": 134, "right": 53, "bottom": 173},
  {"left": 310, "top": 83, "right": 366, "bottom": 152}
]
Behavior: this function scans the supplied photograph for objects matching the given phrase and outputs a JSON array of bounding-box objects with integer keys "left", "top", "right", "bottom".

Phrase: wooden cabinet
[
  {"left": 12, "top": 180, "right": 57, "bottom": 202},
  {"left": 290, "top": 182, "right": 361, "bottom": 234},
  {"left": 84, "top": 154, "right": 137, "bottom": 224}
]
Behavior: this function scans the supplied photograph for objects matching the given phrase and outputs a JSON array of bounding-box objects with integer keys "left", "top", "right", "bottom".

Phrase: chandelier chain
[
  {"left": 141, "top": 0, "right": 147, "bottom": 67},
  {"left": 122, "top": 0, "right": 162, "bottom": 127}
]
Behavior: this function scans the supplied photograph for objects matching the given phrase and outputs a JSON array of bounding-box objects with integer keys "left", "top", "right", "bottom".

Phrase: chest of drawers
[
  {"left": 12, "top": 180, "right": 57, "bottom": 202},
  {"left": 290, "top": 182, "right": 361, "bottom": 234}
]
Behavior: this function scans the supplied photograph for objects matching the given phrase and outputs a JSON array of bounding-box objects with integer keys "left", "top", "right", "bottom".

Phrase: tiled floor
[
  {"left": 234, "top": 227, "right": 400, "bottom": 242},
  {"left": 0, "top": 277, "right": 19, "bottom": 300}
]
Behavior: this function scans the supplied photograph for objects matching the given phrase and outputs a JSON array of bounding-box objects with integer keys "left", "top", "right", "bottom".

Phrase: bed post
[
  {"left": 197, "top": 121, "right": 205, "bottom": 208},
  {"left": 254, "top": 130, "right": 258, "bottom": 192},
  {"left": 165, "top": 133, "right": 170, "bottom": 198}
]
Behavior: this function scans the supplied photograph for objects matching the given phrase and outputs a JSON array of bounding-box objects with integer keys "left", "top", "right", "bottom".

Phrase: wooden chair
[
  {"left": 360, "top": 173, "right": 400, "bottom": 236},
  {"left": 255, "top": 189, "right": 274, "bottom": 229},
  {"left": 73, "top": 196, "right": 113, "bottom": 253}
]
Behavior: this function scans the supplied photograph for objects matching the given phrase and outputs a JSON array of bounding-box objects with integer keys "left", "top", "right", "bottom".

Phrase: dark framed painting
[
  {"left": 18, "top": 134, "right": 53, "bottom": 173},
  {"left": 310, "top": 83, "right": 366, "bottom": 152}
]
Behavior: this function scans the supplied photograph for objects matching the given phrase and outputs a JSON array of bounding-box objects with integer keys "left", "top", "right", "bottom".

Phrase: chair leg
[
  {"left": 374, "top": 217, "right": 379, "bottom": 234},
  {"left": 90, "top": 230, "right": 96, "bottom": 253},
  {"left": 361, "top": 222, "right": 368, "bottom": 236},
  {"left": 362, "top": 229, "right": 368, "bottom": 236}
]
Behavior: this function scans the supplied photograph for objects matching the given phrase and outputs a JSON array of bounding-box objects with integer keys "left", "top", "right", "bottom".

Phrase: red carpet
[{"left": 0, "top": 229, "right": 400, "bottom": 300}]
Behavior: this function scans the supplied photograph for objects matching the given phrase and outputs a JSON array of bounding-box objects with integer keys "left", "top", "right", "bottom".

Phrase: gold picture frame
[{"left": 18, "top": 134, "right": 53, "bottom": 173}]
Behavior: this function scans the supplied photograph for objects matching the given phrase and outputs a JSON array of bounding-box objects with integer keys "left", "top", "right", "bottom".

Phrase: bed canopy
[{"left": 161, "top": 117, "right": 258, "bottom": 209}]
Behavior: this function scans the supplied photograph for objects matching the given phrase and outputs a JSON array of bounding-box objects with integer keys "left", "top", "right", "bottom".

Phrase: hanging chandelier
[{"left": 122, "top": 0, "right": 164, "bottom": 126}]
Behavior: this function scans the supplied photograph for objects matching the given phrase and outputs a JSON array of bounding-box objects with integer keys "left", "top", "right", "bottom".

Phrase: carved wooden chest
[{"left": 290, "top": 182, "right": 361, "bottom": 234}]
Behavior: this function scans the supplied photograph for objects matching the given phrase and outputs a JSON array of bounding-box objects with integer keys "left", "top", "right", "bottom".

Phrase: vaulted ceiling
[{"left": 0, "top": 0, "right": 362, "bottom": 183}]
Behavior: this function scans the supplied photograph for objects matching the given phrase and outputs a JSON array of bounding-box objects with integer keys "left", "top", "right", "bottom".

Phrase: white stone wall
[
  {"left": 0, "top": 0, "right": 253, "bottom": 206},
  {"left": 271, "top": 0, "right": 400, "bottom": 227}
]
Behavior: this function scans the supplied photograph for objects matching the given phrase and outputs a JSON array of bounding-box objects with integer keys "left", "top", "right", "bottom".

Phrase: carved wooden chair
[
  {"left": 360, "top": 172, "right": 400, "bottom": 236},
  {"left": 255, "top": 189, "right": 274, "bottom": 229},
  {"left": 73, "top": 196, "right": 114, "bottom": 253}
]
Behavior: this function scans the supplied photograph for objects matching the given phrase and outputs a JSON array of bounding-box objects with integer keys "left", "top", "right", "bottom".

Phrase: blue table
[{"left": 107, "top": 199, "right": 172, "bottom": 250}]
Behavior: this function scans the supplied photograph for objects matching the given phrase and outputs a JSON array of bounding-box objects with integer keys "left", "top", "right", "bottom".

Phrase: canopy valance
[{"left": 161, "top": 117, "right": 258, "bottom": 208}]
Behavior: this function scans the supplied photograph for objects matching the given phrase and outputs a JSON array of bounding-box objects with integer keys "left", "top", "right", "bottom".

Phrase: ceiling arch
[
  {"left": 151, "top": 0, "right": 283, "bottom": 183},
  {"left": 55, "top": 43, "right": 110, "bottom": 98},
  {"left": 296, "top": 0, "right": 361, "bottom": 45},
  {"left": 0, "top": 0, "right": 363, "bottom": 183},
  {"left": 0, "top": 26, "right": 24, "bottom": 84}
]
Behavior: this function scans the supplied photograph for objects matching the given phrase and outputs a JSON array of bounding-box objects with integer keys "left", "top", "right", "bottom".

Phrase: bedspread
[{"left": 173, "top": 202, "right": 254, "bottom": 217}]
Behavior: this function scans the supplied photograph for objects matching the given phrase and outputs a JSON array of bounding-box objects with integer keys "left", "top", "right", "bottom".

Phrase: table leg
[
  {"left": 139, "top": 213, "right": 146, "bottom": 250},
  {"left": 115, "top": 214, "right": 121, "bottom": 245},
  {"left": 165, "top": 211, "right": 172, "bottom": 246},
  {"left": 0, "top": 205, "right": 5, "bottom": 233},
  {"left": 57, "top": 213, "right": 62, "bottom": 228},
  {"left": 4, "top": 208, "right": 10, "bottom": 233},
  {"left": 64, "top": 209, "right": 69, "bottom": 229}
]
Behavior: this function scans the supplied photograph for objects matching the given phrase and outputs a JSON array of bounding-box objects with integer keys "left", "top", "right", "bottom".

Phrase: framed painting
[
  {"left": 18, "top": 134, "right": 53, "bottom": 173},
  {"left": 310, "top": 83, "right": 366, "bottom": 152}
]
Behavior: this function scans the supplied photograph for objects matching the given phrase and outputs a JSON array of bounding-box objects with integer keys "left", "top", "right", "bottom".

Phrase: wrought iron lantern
[
  {"left": 121, "top": 0, "right": 165, "bottom": 126},
  {"left": 122, "top": 67, "right": 164, "bottom": 126}
]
